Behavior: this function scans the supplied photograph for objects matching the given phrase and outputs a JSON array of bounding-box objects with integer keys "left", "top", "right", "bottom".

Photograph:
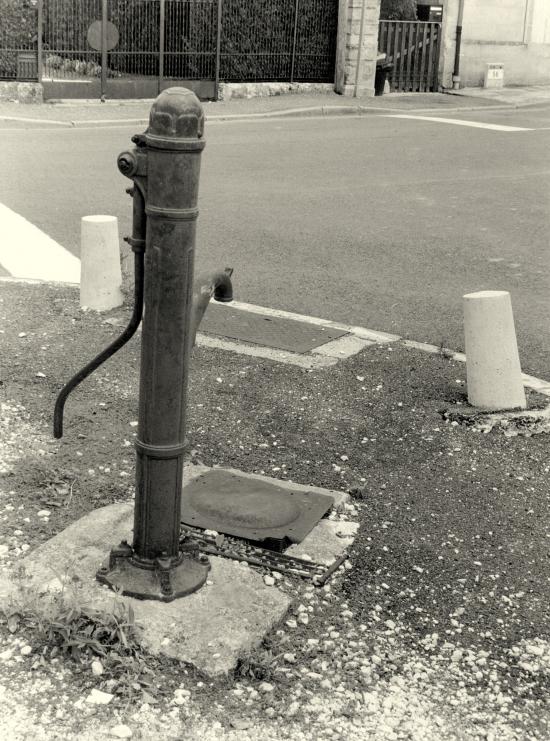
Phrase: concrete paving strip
[
  {"left": 0, "top": 463, "right": 352, "bottom": 678},
  {"left": 196, "top": 333, "right": 338, "bottom": 369}
]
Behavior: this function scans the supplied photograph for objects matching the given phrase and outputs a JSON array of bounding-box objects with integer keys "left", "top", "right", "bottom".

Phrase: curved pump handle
[
  {"left": 53, "top": 265, "right": 234, "bottom": 439},
  {"left": 53, "top": 249, "right": 145, "bottom": 439}
]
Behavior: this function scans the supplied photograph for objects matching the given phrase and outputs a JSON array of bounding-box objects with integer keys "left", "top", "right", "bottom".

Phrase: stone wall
[
  {"left": 218, "top": 82, "right": 335, "bottom": 101},
  {"left": 335, "top": 0, "right": 382, "bottom": 97},
  {"left": 0, "top": 82, "right": 43, "bottom": 104}
]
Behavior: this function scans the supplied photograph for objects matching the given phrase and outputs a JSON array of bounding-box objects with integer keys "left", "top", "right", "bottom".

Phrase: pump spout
[{"left": 191, "top": 267, "right": 233, "bottom": 345}]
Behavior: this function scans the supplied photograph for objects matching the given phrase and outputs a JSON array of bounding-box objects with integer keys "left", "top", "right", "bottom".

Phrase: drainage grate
[{"left": 179, "top": 526, "right": 347, "bottom": 586}]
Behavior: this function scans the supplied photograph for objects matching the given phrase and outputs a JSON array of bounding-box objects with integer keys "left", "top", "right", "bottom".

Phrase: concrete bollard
[
  {"left": 463, "top": 290, "right": 526, "bottom": 410},
  {"left": 80, "top": 215, "right": 124, "bottom": 311}
]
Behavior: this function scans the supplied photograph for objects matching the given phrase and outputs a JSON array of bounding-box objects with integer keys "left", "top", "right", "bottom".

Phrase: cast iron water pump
[{"left": 53, "top": 88, "right": 233, "bottom": 601}]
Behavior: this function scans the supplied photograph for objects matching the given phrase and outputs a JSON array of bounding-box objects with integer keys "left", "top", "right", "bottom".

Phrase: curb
[
  {"left": 0, "top": 100, "right": 536, "bottom": 128},
  {"left": 2, "top": 275, "right": 550, "bottom": 396}
]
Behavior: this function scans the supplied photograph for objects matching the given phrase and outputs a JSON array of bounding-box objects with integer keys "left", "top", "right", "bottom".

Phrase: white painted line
[
  {"left": 0, "top": 203, "right": 80, "bottom": 282},
  {"left": 0, "top": 115, "right": 71, "bottom": 126},
  {"left": 383, "top": 114, "right": 533, "bottom": 132},
  {"left": 71, "top": 118, "right": 148, "bottom": 127},
  {"left": 0, "top": 276, "right": 78, "bottom": 286}
]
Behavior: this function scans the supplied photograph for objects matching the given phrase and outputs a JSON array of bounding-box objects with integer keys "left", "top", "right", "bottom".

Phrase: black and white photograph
[{"left": 0, "top": 0, "right": 549, "bottom": 738}]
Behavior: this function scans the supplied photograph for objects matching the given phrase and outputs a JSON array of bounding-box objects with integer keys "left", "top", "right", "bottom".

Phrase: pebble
[
  {"left": 20, "top": 646, "right": 32, "bottom": 656},
  {"left": 284, "top": 653, "right": 297, "bottom": 664},
  {"left": 91, "top": 660, "right": 104, "bottom": 676},
  {"left": 110, "top": 725, "right": 133, "bottom": 739},
  {"left": 259, "top": 682, "right": 274, "bottom": 693},
  {"left": 264, "top": 575, "right": 275, "bottom": 587},
  {"left": 36, "top": 510, "right": 51, "bottom": 518},
  {"left": 286, "top": 701, "right": 300, "bottom": 717},
  {"left": 86, "top": 689, "right": 114, "bottom": 705}
]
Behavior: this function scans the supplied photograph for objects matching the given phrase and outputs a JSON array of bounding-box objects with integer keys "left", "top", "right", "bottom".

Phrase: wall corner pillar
[{"left": 335, "top": 0, "right": 381, "bottom": 97}]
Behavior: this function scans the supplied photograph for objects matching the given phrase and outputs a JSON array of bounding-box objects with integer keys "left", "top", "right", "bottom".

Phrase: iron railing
[
  {"left": 378, "top": 20, "right": 441, "bottom": 93},
  {"left": 0, "top": 0, "right": 338, "bottom": 91}
]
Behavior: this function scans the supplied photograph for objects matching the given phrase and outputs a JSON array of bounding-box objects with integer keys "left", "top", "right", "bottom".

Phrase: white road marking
[
  {"left": 383, "top": 114, "right": 533, "bottom": 132},
  {"left": 0, "top": 115, "right": 70, "bottom": 126},
  {"left": 0, "top": 202, "right": 80, "bottom": 282}
]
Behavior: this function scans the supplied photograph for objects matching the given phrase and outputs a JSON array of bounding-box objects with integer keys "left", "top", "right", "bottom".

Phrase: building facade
[{"left": 440, "top": 0, "right": 550, "bottom": 88}]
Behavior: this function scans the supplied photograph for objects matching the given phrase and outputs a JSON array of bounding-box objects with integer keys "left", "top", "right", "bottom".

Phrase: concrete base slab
[
  {"left": 287, "top": 520, "right": 358, "bottom": 565},
  {"left": 0, "top": 464, "right": 353, "bottom": 677},
  {"left": 0, "top": 501, "right": 290, "bottom": 677}
]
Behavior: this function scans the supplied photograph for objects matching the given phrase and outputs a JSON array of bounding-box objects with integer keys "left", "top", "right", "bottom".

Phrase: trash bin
[{"left": 374, "top": 61, "right": 393, "bottom": 96}]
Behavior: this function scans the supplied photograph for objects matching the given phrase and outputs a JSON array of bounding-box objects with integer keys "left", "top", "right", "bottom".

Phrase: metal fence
[
  {"left": 1, "top": 0, "right": 338, "bottom": 96},
  {"left": 378, "top": 20, "right": 441, "bottom": 93}
]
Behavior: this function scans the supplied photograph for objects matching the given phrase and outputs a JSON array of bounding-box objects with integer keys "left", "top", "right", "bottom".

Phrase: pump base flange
[{"left": 96, "top": 543, "right": 210, "bottom": 602}]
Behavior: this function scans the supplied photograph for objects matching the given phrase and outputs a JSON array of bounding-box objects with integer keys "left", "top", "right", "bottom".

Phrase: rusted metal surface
[
  {"left": 55, "top": 88, "right": 235, "bottom": 600},
  {"left": 181, "top": 469, "right": 334, "bottom": 551},
  {"left": 180, "top": 526, "right": 347, "bottom": 586}
]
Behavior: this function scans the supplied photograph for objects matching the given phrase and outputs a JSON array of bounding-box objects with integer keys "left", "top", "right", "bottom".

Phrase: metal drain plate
[
  {"left": 200, "top": 303, "right": 347, "bottom": 353},
  {"left": 181, "top": 470, "right": 333, "bottom": 550}
]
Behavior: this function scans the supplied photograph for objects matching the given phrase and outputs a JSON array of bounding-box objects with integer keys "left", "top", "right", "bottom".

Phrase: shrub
[{"left": 0, "top": 0, "right": 37, "bottom": 79}]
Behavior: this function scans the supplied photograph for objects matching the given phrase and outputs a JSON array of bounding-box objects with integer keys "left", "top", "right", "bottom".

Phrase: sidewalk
[
  {"left": 1, "top": 279, "right": 550, "bottom": 740},
  {"left": 1, "top": 85, "right": 549, "bottom": 127}
]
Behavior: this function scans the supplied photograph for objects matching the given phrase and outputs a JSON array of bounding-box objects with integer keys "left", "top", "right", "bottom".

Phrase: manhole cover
[{"left": 181, "top": 470, "right": 333, "bottom": 550}]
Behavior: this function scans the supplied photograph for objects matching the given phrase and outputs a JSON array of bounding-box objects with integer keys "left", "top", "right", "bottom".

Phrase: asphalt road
[{"left": 1, "top": 105, "right": 549, "bottom": 376}]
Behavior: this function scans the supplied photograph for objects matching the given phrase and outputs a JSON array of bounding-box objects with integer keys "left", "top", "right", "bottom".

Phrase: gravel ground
[{"left": 0, "top": 280, "right": 549, "bottom": 739}]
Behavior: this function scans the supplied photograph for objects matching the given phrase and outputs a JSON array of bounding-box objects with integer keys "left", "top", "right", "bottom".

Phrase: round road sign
[{"left": 87, "top": 20, "right": 119, "bottom": 52}]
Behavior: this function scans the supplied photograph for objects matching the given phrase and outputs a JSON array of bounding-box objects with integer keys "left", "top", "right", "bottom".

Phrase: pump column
[{"left": 96, "top": 88, "right": 210, "bottom": 602}]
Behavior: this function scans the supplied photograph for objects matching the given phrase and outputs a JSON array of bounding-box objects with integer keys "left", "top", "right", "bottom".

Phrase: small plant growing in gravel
[
  {"left": 235, "top": 646, "right": 280, "bottom": 681},
  {"left": 234, "top": 635, "right": 288, "bottom": 683},
  {"left": 438, "top": 339, "right": 455, "bottom": 360},
  {"left": 1, "top": 565, "right": 157, "bottom": 702}
]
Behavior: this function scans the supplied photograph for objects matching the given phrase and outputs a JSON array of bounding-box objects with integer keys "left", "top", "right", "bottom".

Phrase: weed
[
  {"left": 438, "top": 339, "right": 455, "bottom": 360},
  {"left": 1, "top": 564, "right": 158, "bottom": 704},
  {"left": 234, "top": 633, "right": 288, "bottom": 683},
  {"left": 234, "top": 646, "right": 280, "bottom": 681}
]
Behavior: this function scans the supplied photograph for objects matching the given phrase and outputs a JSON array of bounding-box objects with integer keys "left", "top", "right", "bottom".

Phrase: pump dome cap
[{"left": 147, "top": 87, "right": 204, "bottom": 145}]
